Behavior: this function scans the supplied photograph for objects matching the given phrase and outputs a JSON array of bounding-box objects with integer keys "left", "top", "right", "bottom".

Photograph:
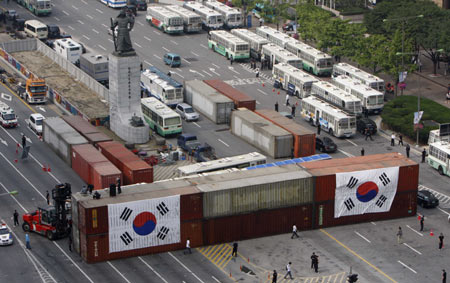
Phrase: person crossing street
[
  {"left": 13, "top": 210, "right": 19, "bottom": 227},
  {"left": 291, "top": 224, "right": 299, "bottom": 239},
  {"left": 284, "top": 262, "right": 293, "bottom": 279}
]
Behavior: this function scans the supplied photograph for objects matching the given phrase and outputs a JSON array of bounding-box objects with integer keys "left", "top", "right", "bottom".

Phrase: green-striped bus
[
  {"left": 141, "top": 97, "right": 182, "bottom": 137},
  {"left": 208, "top": 30, "right": 250, "bottom": 61},
  {"left": 428, "top": 141, "right": 450, "bottom": 177}
]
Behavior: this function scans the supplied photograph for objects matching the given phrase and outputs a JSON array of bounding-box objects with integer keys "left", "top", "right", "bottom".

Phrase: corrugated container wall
[
  {"left": 231, "top": 108, "right": 293, "bottom": 158},
  {"left": 91, "top": 161, "right": 123, "bottom": 190},
  {"left": 71, "top": 144, "right": 110, "bottom": 184},
  {"left": 204, "top": 79, "right": 256, "bottom": 111},
  {"left": 62, "top": 115, "right": 113, "bottom": 146},
  {"left": 78, "top": 204, "right": 108, "bottom": 235},
  {"left": 184, "top": 80, "right": 234, "bottom": 124},
  {"left": 43, "top": 117, "right": 88, "bottom": 166},
  {"left": 255, "top": 109, "right": 316, "bottom": 157}
]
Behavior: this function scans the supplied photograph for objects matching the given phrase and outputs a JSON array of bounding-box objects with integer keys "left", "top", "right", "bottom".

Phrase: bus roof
[
  {"left": 204, "top": 0, "right": 240, "bottom": 15},
  {"left": 55, "top": 38, "right": 81, "bottom": 48},
  {"left": 286, "top": 40, "right": 332, "bottom": 59},
  {"left": 332, "top": 75, "right": 384, "bottom": 95},
  {"left": 147, "top": 5, "right": 183, "bottom": 19},
  {"left": 166, "top": 5, "right": 201, "bottom": 19},
  {"left": 183, "top": 2, "right": 222, "bottom": 17},
  {"left": 302, "top": 96, "right": 354, "bottom": 119},
  {"left": 231, "top": 29, "right": 269, "bottom": 45},
  {"left": 263, "top": 43, "right": 301, "bottom": 62},
  {"left": 429, "top": 141, "right": 450, "bottom": 153},
  {"left": 141, "top": 97, "right": 180, "bottom": 117},
  {"left": 274, "top": 63, "right": 318, "bottom": 83},
  {"left": 334, "top": 63, "right": 384, "bottom": 83},
  {"left": 210, "top": 30, "right": 248, "bottom": 45},
  {"left": 24, "top": 19, "right": 47, "bottom": 28},
  {"left": 148, "top": 67, "right": 183, "bottom": 88},
  {"left": 312, "top": 81, "right": 361, "bottom": 103},
  {"left": 256, "top": 26, "right": 295, "bottom": 47}
]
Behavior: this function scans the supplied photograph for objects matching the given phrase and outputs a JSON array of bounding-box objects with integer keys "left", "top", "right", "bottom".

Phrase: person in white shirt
[
  {"left": 291, "top": 224, "right": 299, "bottom": 239},
  {"left": 184, "top": 238, "right": 191, "bottom": 254},
  {"left": 391, "top": 134, "right": 395, "bottom": 146},
  {"left": 284, "top": 262, "right": 293, "bottom": 279}
]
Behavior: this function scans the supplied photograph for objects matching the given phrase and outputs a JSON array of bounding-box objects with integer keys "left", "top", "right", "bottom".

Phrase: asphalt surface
[{"left": 0, "top": 1, "right": 449, "bottom": 283}]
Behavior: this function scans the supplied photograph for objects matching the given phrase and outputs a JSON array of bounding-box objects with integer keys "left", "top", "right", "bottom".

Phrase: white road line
[
  {"left": 173, "top": 72, "right": 184, "bottom": 79},
  {"left": 153, "top": 30, "right": 162, "bottom": 35},
  {"left": 138, "top": 257, "right": 169, "bottom": 283},
  {"left": 228, "top": 67, "right": 239, "bottom": 74},
  {"left": 438, "top": 208, "right": 450, "bottom": 216},
  {"left": 397, "top": 260, "right": 417, "bottom": 274},
  {"left": 403, "top": 243, "right": 422, "bottom": 255},
  {"left": 78, "top": 20, "right": 84, "bottom": 25},
  {"left": 81, "top": 0, "right": 87, "bottom": 4},
  {"left": 202, "top": 70, "right": 212, "bottom": 76},
  {"left": 82, "top": 35, "right": 90, "bottom": 40},
  {"left": 212, "top": 63, "right": 220, "bottom": 68},
  {"left": 406, "top": 225, "right": 423, "bottom": 237},
  {"left": 107, "top": 262, "right": 131, "bottom": 283},
  {"left": 144, "top": 60, "right": 153, "bottom": 66},
  {"left": 168, "top": 252, "right": 206, "bottom": 283},
  {"left": 71, "top": 5, "right": 78, "bottom": 10},
  {"left": 62, "top": 10, "right": 69, "bottom": 16},
  {"left": 212, "top": 276, "right": 221, "bottom": 283},
  {"left": 92, "top": 29, "right": 99, "bottom": 34},
  {"left": 338, "top": 149, "right": 354, "bottom": 157},
  {"left": 108, "top": 38, "right": 113, "bottom": 43},
  {"left": 257, "top": 89, "right": 268, "bottom": 96},
  {"left": 354, "top": 231, "right": 371, "bottom": 243},
  {"left": 134, "top": 42, "right": 142, "bottom": 48},
  {"left": 153, "top": 54, "right": 161, "bottom": 59},
  {"left": 144, "top": 36, "right": 152, "bottom": 41},
  {"left": 191, "top": 51, "right": 199, "bottom": 57},
  {"left": 345, "top": 139, "right": 358, "bottom": 146},
  {"left": 0, "top": 182, "right": 27, "bottom": 212},
  {"left": 96, "top": 8, "right": 103, "bottom": 14},
  {"left": 86, "top": 14, "right": 93, "bottom": 19},
  {"left": 233, "top": 75, "right": 240, "bottom": 79},
  {"left": 162, "top": 46, "right": 170, "bottom": 52},
  {"left": 68, "top": 25, "right": 74, "bottom": 30},
  {"left": 137, "top": 21, "right": 144, "bottom": 26},
  {"left": 98, "top": 45, "right": 106, "bottom": 51},
  {"left": 218, "top": 139, "right": 229, "bottom": 147},
  {"left": 102, "top": 23, "right": 108, "bottom": 28},
  {"left": 371, "top": 222, "right": 377, "bottom": 225},
  {"left": 171, "top": 40, "right": 179, "bottom": 45},
  {"left": 182, "top": 58, "right": 191, "bottom": 65},
  {"left": 256, "top": 100, "right": 260, "bottom": 105},
  {"left": 200, "top": 44, "right": 208, "bottom": 49},
  {"left": 54, "top": 17, "right": 60, "bottom": 21},
  {"left": 193, "top": 122, "right": 201, "bottom": 128}
]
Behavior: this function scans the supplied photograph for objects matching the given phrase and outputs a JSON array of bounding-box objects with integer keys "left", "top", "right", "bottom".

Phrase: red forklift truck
[{"left": 22, "top": 183, "right": 72, "bottom": 240}]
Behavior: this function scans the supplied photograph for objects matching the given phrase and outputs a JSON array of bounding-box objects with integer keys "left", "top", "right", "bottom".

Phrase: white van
[
  {"left": 54, "top": 38, "right": 82, "bottom": 65},
  {"left": 24, "top": 20, "right": 48, "bottom": 40}
]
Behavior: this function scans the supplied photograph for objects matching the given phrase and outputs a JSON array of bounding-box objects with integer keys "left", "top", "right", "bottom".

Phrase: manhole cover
[{"left": 183, "top": 57, "right": 198, "bottom": 62}]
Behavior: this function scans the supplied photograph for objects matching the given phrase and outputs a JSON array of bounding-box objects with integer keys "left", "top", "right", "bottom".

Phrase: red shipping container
[
  {"left": 204, "top": 79, "right": 256, "bottom": 111},
  {"left": 255, "top": 109, "right": 316, "bottom": 157},
  {"left": 181, "top": 191, "right": 203, "bottom": 221},
  {"left": 91, "top": 161, "right": 122, "bottom": 190},
  {"left": 78, "top": 204, "right": 108, "bottom": 235},
  {"left": 63, "top": 115, "right": 98, "bottom": 135},
  {"left": 84, "top": 132, "right": 112, "bottom": 146},
  {"left": 71, "top": 144, "right": 110, "bottom": 184}
]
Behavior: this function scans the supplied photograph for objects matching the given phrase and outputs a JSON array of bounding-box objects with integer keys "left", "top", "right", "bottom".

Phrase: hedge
[{"left": 381, "top": 95, "right": 450, "bottom": 144}]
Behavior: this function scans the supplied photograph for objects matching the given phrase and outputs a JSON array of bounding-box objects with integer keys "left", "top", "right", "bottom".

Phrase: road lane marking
[
  {"left": 202, "top": 70, "right": 212, "bottom": 76},
  {"left": 108, "top": 38, "right": 113, "bottom": 43},
  {"left": 86, "top": 14, "right": 93, "bottom": 19},
  {"left": 218, "top": 139, "right": 229, "bottom": 147},
  {"left": 102, "top": 23, "right": 108, "bottom": 29},
  {"left": 212, "top": 63, "right": 220, "bottom": 68},
  {"left": 78, "top": 20, "right": 84, "bottom": 25},
  {"left": 338, "top": 149, "right": 354, "bottom": 157},
  {"left": 354, "top": 231, "right": 371, "bottom": 243},
  {"left": 153, "top": 54, "right": 161, "bottom": 59},
  {"left": 171, "top": 40, "right": 178, "bottom": 45},
  {"left": 419, "top": 184, "right": 450, "bottom": 204},
  {"left": 228, "top": 66, "right": 239, "bottom": 74},
  {"left": 212, "top": 276, "right": 221, "bottom": 283},
  {"left": 256, "top": 100, "right": 260, "bottom": 104},
  {"left": 345, "top": 139, "right": 358, "bottom": 146},
  {"left": 62, "top": 10, "right": 69, "bottom": 16},
  {"left": 321, "top": 229, "right": 398, "bottom": 283},
  {"left": 138, "top": 257, "right": 169, "bottom": 283},
  {"left": 82, "top": 35, "right": 90, "bottom": 40},
  {"left": 371, "top": 222, "right": 377, "bottom": 225},
  {"left": 144, "top": 60, "right": 153, "bottom": 66},
  {"left": 168, "top": 252, "right": 206, "bottom": 283},
  {"left": 92, "top": 28, "right": 99, "bottom": 34},
  {"left": 1, "top": 93, "right": 12, "bottom": 101},
  {"left": 182, "top": 58, "right": 191, "bottom": 65},
  {"left": 233, "top": 75, "right": 240, "bottom": 79},
  {"left": 153, "top": 30, "right": 162, "bottom": 35},
  {"left": 397, "top": 260, "right": 417, "bottom": 274},
  {"left": 191, "top": 51, "right": 199, "bottom": 57},
  {"left": 137, "top": 21, "right": 144, "bottom": 26},
  {"left": 68, "top": 25, "right": 74, "bottom": 30},
  {"left": 107, "top": 262, "right": 131, "bottom": 283},
  {"left": 96, "top": 8, "right": 103, "bottom": 14},
  {"left": 192, "top": 122, "right": 201, "bottom": 128},
  {"left": 406, "top": 225, "right": 423, "bottom": 237},
  {"left": 134, "top": 42, "right": 142, "bottom": 48},
  {"left": 257, "top": 89, "right": 268, "bottom": 96},
  {"left": 0, "top": 138, "right": 7, "bottom": 146},
  {"left": 403, "top": 243, "right": 422, "bottom": 255},
  {"left": 81, "top": 0, "right": 87, "bottom": 4},
  {"left": 71, "top": 5, "right": 79, "bottom": 10},
  {"left": 200, "top": 44, "right": 208, "bottom": 49},
  {"left": 144, "top": 36, "right": 152, "bottom": 41},
  {"left": 98, "top": 45, "right": 106, "bottom": 51},
  {"left": 162, "top": 46, "right": 170, "bottom": 52},
  {"left": 54, "top": 17, "right": 60, "bottom": 21},
  {"left": 438, "top": 208, "right": 450, "bottom": 216}
]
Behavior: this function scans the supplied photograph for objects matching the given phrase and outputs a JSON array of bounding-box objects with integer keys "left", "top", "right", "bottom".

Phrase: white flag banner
[
  {"left": 108, "top": 195, "right": 180, "bottom": 253},
  {"left": 335, "top": 167, "right": 399, "bottom": 218}
]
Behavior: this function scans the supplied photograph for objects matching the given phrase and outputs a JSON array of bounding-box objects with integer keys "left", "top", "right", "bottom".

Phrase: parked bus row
[
  {"left": 208, "top": 30, "right": 250, "bottom": 61},
  {"left": 140, "top": 67, "right": 184, "bottom": 107},
  {"left": 17, "top": 0, "right": 52, "bottom": 16}
]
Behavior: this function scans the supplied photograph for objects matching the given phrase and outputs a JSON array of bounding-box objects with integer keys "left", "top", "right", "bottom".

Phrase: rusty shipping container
[
  {"left": 71, "top": 144, "right": 111, "bottom": 184},
  {"left": 91, "top": 161, "right": 122, "bottom": 190},
  {"left": 313, "top": 191, "right": 417, "bottom": 229},
  {"left": 97, "top": 141, "right": 153, "bottom": 185},
  {"left": 231, "top": 108, "right": 293, "bottom": 158},
  {"left": 62, "top": 115, "right": 98, "bottom": 135},
  {"left": 204, "top": 79, "right": 256, "bottom": 111},
  {"left": 301, "top": 153, "right": 419, "bottom": 202},
  {"left": 203, "top": 204, "right": 312, "bottom": 245},
  {"left": 255, "top": 109, "right": 315, "bottom": 157},
  {"left": 78, "top": 204, "right": 108, "bottom": 235},
  {"left": 84, "top": 132, "right": 112, "bottom": 146}
]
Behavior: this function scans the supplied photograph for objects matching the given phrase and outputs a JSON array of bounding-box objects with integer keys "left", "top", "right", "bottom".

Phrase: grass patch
[{"left": 381, "top": 95, "right": 450, "bottom": 144}]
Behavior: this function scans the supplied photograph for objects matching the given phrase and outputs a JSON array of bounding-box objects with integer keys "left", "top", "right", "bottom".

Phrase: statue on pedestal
[{"left": 110, "top": 9, "right": 136, "bottom": 56}]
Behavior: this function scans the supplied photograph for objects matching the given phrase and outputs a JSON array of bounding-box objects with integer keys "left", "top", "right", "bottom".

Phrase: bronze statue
[{"left": 110, "top": 9, "right": 136, "bottom": 56}]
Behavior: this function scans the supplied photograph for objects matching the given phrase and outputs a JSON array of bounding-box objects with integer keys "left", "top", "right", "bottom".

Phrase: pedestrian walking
[
  {"left": 68, "top": 233, "right": 73, "bottom": 252},
  {"left": 406, "top": 144, "right": 410, "bottom": 158},
  {"left": 422, "top": 148, "right": 427, "bottom": 163},
  {"left": 311, "top": 253, "right": 319, "bottom": 273},
  {"left": 443, "top": 269, "right": 447, "bottom": 283},
  {"left": 22, "top": 134, "right": 27, "bottom": 148},
  {"left": 25, "top": 233, "right": 31, "bottom": 249},
  {"left": 13, "top": 210, "right": 19, "bottom": 227},
  {"left": 317, "top": 124, "right": 321, "bottom": 135},
  {"left": 232, "top": 242, "right": 238, "bottom": 257},
  {"left": 284, "top": 262, "right": 293, "bottom": 279},
  {"left": 167, "top": 71, "right": 171, "bottom": 77},
  {"left": 361, "top": 148, "right": 365, "bottom": 156},
  {"left": 365, "top": 128, "right": 373, "bottom": 141},
  {"left": 275, "top": 101, "right": 279, "bottom": 112},
  {"left": 420, "top": 215, "right": 424, "bottom": 231},
  {"left": 256, "top": 69, "right": 259, "bottom": 78},
  {"left": 230, "top": 56, "right": 233, "bottom": 65},
  {"left": 439, "top": 233, "right": 444, "bottom": 250},
  {"left": 46, "top": 190, "right": 50, "bottom": 205},
  {"left": 291, "top": 224, "right": 299, "bottom": 239},
  {"left": 398, "top": 134, "right": 403, "bottom": 146},
  {"left": 285, "top": 94, "right": 290, "bottom": 106},
  {"left": 397, "top": 227, "right": 403, "bottom": 244},
  {"left": 291, "top": 105, "right": 296, "bottom": 117},
  {"left": 272, "top": 270, "right": 278, "bottom": 283},
  {"left": 184, "top": 238, "right": 192, "bottom": 254},
  {"left": 390, "top": 134, "right": 395, "bottom": 146}
]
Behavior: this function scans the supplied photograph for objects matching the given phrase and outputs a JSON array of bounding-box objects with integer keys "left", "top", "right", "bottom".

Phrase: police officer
[
  {"left": 406, "top": 144, "right": 410, "bottom": 158},
  {"left": 422, "top": 148, "right": 427, "bottom": 163}
]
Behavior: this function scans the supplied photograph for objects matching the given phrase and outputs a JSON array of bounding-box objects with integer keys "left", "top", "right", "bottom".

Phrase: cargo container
[
  {"left": 301, "top": 152, "right": 419, "bottom": 202},
  {"left": 97, "top": 141, "right": 153, "bottom": 185},
  {"left": 203, "top": 79, "right": 256, "bottom": 111},
  {"left": 184, "top": 80, "right": 234, "bottom": 124},
  {"left": 255, "top": 109, "right": 315, "bottom": 157},
  {"left": 84, "top": 132, "right": 113, "bottom": 146},
  {"left": 78, "top": 203, "right": 108, "bottom": 235},
  {"left": 43, "top": 117, "right": 88, "bottom": 166},
  {"left": 62, "top": 115, "right": 112, "bottom": 146},
  {"left": 91, "top": 161, "right": 122, "bottom": 190},
  {"left": 231, "top": 108, "right": 293, "bottom": 158},
  {"left": 71, "top": 144, "right": 111, "bottom": 184}
]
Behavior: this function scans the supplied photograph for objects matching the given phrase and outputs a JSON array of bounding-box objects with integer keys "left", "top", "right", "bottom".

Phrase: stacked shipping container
[
  {"left": 203, "top": 79, "right": 256, "bottom": 111},
  {"left": 62, "top": 115, "right": 112, "bottom": 146}
]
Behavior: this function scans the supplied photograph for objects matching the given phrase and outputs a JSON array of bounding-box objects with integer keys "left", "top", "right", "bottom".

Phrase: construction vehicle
[
  {"left": 19, "top": 77, "right": 48, "bottom": 104},
  {"left": 22, "top": 183, "right": 71, "bottom": 240},
  {"left": 177, "top": 134, "right": 216, "bottom": 162},
  {"left": 0, "top": 101, "right": 18, "bottom": 128}
]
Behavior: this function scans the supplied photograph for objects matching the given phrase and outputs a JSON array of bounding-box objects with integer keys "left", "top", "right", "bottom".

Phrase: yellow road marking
[
  {"left": 320, "top": 229, "right": 398, "bottom": 283},
  {"left": 218, "top": 249, "right": 234, "bottom": 268},
  {"left": 211, "top": 244, "right": 228, "bottom": 264},
  {"left": 205, "top": 245, "right": 219, "bottom": 258},
  {"left": 1, "top": 81, "right": 37, "bottom": 114},
  {"left": 216, "top": 246, "right": 231, "bottom": 267}
]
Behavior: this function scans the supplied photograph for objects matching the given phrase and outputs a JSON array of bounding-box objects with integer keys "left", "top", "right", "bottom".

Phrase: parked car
[
  {"left": 0, "top": 223, "right": 13, "bottom": 246},
  {"left": 136, "top": 0, "right": 147, "bottom": 10},
  {"left": 163, "top": 53, "right": 181, "bottom": 67},
  {"left": 316, "top": 137, "right": 337, "bottom": 153},
  {"left": 27, "top": 113, "right": 45, "bottom": 135},
  {"left": 47, "top": 24, "right": 61, "bottom": 39},
  {"left": 417, "top": 190, "right": 439, "bottom": 208},
  {"left": 356, "top": 118, "right": 377, "bottom": 135},
  {"left": 6, "top": 10, "right": 18, "bottom": 21},
  {"left": 176, "top": 103, "right": 199, "bottom": 122}
]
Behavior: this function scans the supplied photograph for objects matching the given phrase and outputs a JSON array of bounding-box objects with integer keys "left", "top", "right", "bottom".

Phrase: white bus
[
  {"left": 140, "top": 67, "right": 184, "bottom": 107},
  {"left": 231, "top": 28, "right": 269, "bottom": 60},
  {"left": 301, "top": 96, "right": 356, "bottom": 138},
  {"left": 141, "top": 97, "right": 182, "bottom": 137},
  {"left": 100, "top": 0, "right": 126, "bottom": 8},
  {"left": 285, "top": 40, "right": 333, "bottom": 76},
  {"left": 272, "top": 63, "right": 318, "bottom": 98},
  {"left": 262, "top": 43, "right": 302, "bottom": 69},
  {"left": 177, "top": 152, "right": 266, "bottom": 176},
  {"left": 24, "top": 20, "right": 48, "bottom": 39},
  {"left": 165, "top": 5, "right": 202, "bottom": 33},
  {"left": 333, "top": 63, "right": 385, "bottom": 93},
  {"left": 146, "top": 5, "right": 184, "bottom": 34},
  {"left": 256, "top": 26, "right": 295, "bottom": 48},
  {"left": 332, "top": 75, "right": 384, "bottom": 114},
  {"left": 54, "top": 38, "right": 82, "bottom": 65},
  {"left": 311, "top": 81, "right": 362, "bottom": 116},
  {"left": 428, "top": 141, "right": 450, "bottom": 177},
  {"left": 208, "top": 30, "right": 250, "bottom": 60},
  {"left": 203, "top": 0, "right": 242, "bottom": 29},
  {"left": 183, "top": 1, "right": 223, "bottom": 30}
]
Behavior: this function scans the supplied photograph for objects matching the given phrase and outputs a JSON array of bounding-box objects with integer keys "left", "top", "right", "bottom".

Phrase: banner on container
[
  {"left": 335, "top": 167, "right": 399, "bottom": 218},
  {"left": 108, "top": 195, "right": 180, "bottom": 253}
]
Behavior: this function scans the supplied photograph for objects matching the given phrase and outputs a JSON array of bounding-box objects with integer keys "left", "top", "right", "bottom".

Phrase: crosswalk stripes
[
  {"left": 197, "top": 244, "right": 234, "bottom": 270},
  {"left": 268, "top": 271, "right": 347, "bottom": 283},
  {"left": 418, "top": 184, "right": 450, "bottom": 204},
  {"left": 239, "top": 63, "right": 274, "bottom": 82}
]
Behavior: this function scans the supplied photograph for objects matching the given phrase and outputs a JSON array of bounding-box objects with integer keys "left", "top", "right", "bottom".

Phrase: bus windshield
[{"left": 164, "top": 116, "right": 181, "bottom": 126}]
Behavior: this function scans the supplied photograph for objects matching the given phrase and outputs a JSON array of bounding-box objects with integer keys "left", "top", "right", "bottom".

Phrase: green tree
[{"left": 353, "top": 34, "right": 387, "bottom": 74}]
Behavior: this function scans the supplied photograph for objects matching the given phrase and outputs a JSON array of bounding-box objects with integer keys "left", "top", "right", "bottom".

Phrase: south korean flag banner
[
  {"left": 335, "top": 167, "right": 399, "bottom": 218},
  {"left": 108, "top": 195, "right": 180, "bottom": 253}
]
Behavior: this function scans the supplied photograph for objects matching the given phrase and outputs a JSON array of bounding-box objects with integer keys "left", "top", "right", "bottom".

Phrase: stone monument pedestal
[{"left": 109, "top": 54, "right": 149, "bottom": 144}]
